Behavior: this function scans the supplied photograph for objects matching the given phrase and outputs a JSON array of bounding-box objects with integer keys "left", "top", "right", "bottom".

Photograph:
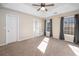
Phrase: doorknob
[{"left": 8, "top": 30, "right": 10, "bottom": 32}]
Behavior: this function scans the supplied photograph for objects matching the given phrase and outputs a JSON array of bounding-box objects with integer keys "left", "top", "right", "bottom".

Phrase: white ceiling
[{"left": 0, "top": 3, "right": 79, "bottom": 18}]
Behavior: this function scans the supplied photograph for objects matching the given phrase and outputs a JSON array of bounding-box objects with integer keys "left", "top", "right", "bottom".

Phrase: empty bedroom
[{"left": 0, "top": 3, "right": 79, "bottom": 56}]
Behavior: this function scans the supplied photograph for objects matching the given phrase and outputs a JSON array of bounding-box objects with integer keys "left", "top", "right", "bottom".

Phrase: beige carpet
[{"left": 0, "top": 36, "right": 79, "bottom": 56}]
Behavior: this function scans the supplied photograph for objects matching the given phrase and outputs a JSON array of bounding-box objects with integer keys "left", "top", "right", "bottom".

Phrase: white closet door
[{"left": 6, "top": 14, "right": 19, "bottom": 44}]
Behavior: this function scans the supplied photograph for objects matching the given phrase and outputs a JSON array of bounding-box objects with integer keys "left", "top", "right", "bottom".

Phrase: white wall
[
  {"left": 52, "top": 16, "right": 61, "bottom": 39},
  {"left": 0, "top": 7, "right": 44, "bottom": 45},
  {"left": 51, "top": 10, "right": 79, "bottom": 42},
  {"left": 64, "top": 34, "right": 74, "bottom": 42}
]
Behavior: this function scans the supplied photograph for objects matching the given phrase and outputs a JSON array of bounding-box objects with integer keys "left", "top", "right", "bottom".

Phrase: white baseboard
[
  {"left": 18, "top": 34, "right": 43, "bottom": 41},
  {"left": 18, "top": 36, "right": 34, "bottom": 41},
  {"left": 0, "top": 34, "right": 44, "bottom": 46},
  {"left": 0, "top": 43, "right": 6, "bottom": 46}
]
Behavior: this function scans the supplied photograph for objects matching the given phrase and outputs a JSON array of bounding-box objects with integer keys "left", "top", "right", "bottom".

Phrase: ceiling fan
[{"left": 32, "top": 3, "right": 54, "bottom": 11}]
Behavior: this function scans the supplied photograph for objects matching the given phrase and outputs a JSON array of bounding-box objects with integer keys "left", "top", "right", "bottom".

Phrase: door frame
[
  {"left": 6, "top": 14, "right": 19, "bottom": 44},
  {"left": 33, "top": 19, "right": 40, "bottom": 37}
]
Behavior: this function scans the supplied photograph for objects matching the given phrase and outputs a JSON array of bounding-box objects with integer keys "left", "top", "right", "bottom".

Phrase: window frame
[{"left": 63, "top": 16, "right": 75, "bottom": 35}]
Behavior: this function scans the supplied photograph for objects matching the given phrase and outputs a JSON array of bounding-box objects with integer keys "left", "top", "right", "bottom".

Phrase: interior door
[
  {"left": 33, "top": 19, "right": 40, "bottom": 37},
  {"left": 6, "top": 14, "right": 19, "bottom": 44}
]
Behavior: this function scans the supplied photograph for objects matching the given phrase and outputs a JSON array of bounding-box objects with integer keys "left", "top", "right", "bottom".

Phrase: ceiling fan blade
[
  {"left": 45, "top": 4, "right": 54, "bottom": 6},
  {"left": 37, "top": 8, "right": 40, "bottom": 11},
  {"left": 45, "top": 8, "right": 48, "bottom": 11},
  {"left": 32, "top": 4, "right": 41, "bottom": 6},
  {"left": 41, "top": 3, "right": 45, "bottom": 7}
]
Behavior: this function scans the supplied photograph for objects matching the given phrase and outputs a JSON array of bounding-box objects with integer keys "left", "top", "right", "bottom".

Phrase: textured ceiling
[{"left": 0, "top": 3, "right": 79, "bottom": 18}]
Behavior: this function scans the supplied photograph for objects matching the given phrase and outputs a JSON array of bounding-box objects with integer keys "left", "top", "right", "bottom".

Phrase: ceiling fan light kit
[
  {"left": 41, "top": 7, "right": 45, "bottom": 11},
  {"left": 32, "top": 3, "right": 54, "bottom": 12}
]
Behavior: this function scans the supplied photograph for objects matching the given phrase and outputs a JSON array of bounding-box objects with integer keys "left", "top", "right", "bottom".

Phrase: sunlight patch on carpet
[
  {"left": 37, "top": 37, "right": 49, "bottom": 53},
  {"left": 68, "top": 44, "right": 79, "bottom": 56}
]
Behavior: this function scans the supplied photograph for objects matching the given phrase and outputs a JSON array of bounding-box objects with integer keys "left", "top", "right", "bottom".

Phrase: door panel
[{"left": 6, "top": 14, "right": 18, "bottom": 44}]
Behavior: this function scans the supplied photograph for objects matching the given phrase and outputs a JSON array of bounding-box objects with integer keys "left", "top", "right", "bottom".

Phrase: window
[
  {"left": 46, "top": 22, "right": 51, "bottom": 32},
  {"left": 63, "top": 16, "right": 75, "bottom": 35},
  {"left": 46, "top": 19, "right": 52, "bottom": 32}
]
